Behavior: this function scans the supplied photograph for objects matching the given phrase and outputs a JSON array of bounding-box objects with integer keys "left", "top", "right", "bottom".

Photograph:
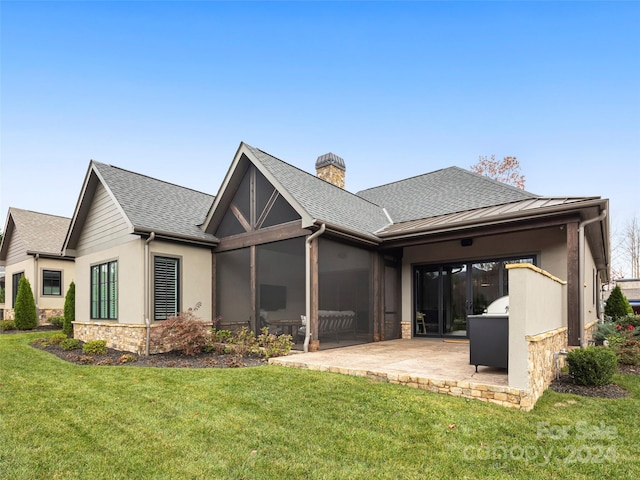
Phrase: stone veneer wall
[
  {"left": 269, "top": 357, "right": 533, "bottom": 409},
  {"left": 316, "top": 164, "right": 345, "bottom": 188},
  {"left": 584, "top": 320, "right": 598, "bottom": 345},
  {"left": 1, "top": 308, "right": 63, "bottom": 325},
  {"left": 526, "top": 327, "right": 568, "bottom": 406},
  {"left": 73, "top": 321, "right": 211, "bottom": 355},
  {"left": 400, "top": 321, "right": 411, "bottom": 339}
]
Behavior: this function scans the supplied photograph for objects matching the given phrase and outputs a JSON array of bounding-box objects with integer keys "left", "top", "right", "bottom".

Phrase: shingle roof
[
  {"left": 245, "top": 145, "right": 390, "bottom": 238},
  {"left": 356, "top": 166, "right": 538, "bottom": 224},
  {"left": 6, "top": 208, "right": 71, "bottom": 255},
  {"left": 92, "top": 162, "right": 216, "bottom": 242}
]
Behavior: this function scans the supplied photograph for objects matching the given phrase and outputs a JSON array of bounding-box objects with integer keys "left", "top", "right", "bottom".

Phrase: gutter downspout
[
  {"left": 304, "top": 223, "right": 326, "bottom": 353},
  {"left": 144, "top": 232, "right": 156, "bottom": 356},
  {"left": 34, "top": 253, "right": 39, "bottom": 314},
  {"left": 578, "top": 210, "right": 607, "bottom": 348}
]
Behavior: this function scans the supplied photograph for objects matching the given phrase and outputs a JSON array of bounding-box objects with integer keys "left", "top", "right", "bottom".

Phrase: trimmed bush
[
  {"left": 152, "top": 308, "right": 212, "bottom": 356},
  {"left": 566, "top": 346, "right": 618, "bottom": 386},
  {"left": 82, "top": 340, "right": 107, "bottom": 355},
  {"left": 63, "top": 282, "right": 75, "bottom": 337},
  {"left": 14, "top": 277, "right": 38, "bottom": 330},
  {"left": 60, "top": 338, "right": 81, "bottom": 351},
  {"left": 49, "top": 316, "right": 64, "bottom": 328},
  {"left": 0, "top": 319, "right": 16, "bottom": 331},
  {"left": 49, "top": 333, "right": 68, "bottom": 345}
]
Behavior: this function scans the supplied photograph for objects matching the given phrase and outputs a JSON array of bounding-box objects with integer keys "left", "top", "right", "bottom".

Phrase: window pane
[
  {"left": 109, "top": 262, "right": 118, "bottom": 319},
  {"left": 215, "top": 209, "right": 246, "bottom": 237},
  {"left": 154, "top": 257, "right": 179, "bottom": 320},
  {"left": 91, "top": 266, "right": 99, "bottom": 318},
  {"left": 12, "top": 272, "right": 23, "bottom": 307},
  {"left": 42, "top": 270, "right": 62, "bottom": 296},
  {"left": 255, "top": 168, "right": 275, "bottom": 221}
]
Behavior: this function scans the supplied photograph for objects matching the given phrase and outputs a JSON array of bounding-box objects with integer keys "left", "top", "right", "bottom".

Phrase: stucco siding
[
  {"left": 584, "top": 240, "right": 599, "bottom": 324},
  {"left": 75, "top": 240, "right": 144, "bottom": 325},
  {"left": 36, "top": 258, "right": 75, "bottom": 310},
  {"left": 3, "top": 258, "right": 33, "bottom": 308},
  {"left": 401, "top": 226, "right": 568, "bottom": 325},
  {"left": 150, "top": 240, "right": 212, "bottom": 322},
  {"left": 76, "top": 182, "right": 133, "bottom": 256}
]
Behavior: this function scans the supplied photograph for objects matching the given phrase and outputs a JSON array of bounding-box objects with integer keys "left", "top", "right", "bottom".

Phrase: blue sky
[{"left": 1, "top": 1, "right": 639, "bottom": 274}]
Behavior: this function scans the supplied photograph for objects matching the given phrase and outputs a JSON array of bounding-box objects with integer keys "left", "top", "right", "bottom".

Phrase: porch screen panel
[
  {"left": 216, "top": 249, "right": 251, "bottom": 329},
  {"left": 154, "top": 257, "right": 179, "bottom": 320},
  {"left": 257, "top": 238, "right": 305, "bottom": 341},
  {"left": 318, "top": 238, "right": 373, "bottom": 345}
]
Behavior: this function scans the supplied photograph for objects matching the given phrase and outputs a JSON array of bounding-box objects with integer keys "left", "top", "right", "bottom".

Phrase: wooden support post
[
  {"left": 309, "top": 237, "right": 320, "bottom": 351},
  {"left": 567, "top": 221, "right": 580, "bottom": 346}
]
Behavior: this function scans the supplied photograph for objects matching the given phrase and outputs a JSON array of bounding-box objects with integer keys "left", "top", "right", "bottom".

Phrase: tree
[
  {"left": 63, "top": 281, "right": 75, "bottom": 337},
  {"left": 605, "top": 285, "right": 632, "bottom": 319},
  {"left": 14, "top": 277, "right": 38, "bottom": 330},
  {"left": 471, "top": 155, "right": 526, "bottom": 189},
  {"left": 622, "top": 215, "right": 640, "bottom": 278}
]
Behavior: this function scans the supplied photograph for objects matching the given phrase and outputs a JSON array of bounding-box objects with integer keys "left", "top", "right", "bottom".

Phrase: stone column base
[
  {"left": 308, "top": 340, "right": 320, "bottom": 352},
  {"left": 400, "top": 321, "right": 412, "bottom": 339}
]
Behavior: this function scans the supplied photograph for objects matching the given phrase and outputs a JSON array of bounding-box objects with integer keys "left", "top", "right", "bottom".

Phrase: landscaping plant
[
  {"left": 63, "top": 282, "right": 75, "bottom": 337},
  {"left": 605, "top": 285, "right": 633, "bottom": 319},
  {"left": 0, "top": 319, "right": 16, "bottom": 331},
  {"left": 566, "top": 346, "right": 618, "bottom": 386},
  {"left": 14, "top": 277, "right": 38, "bottom": 330},
  {"left": 82, "top": 340, "right": 107, "bottom": 355},
  {"left": 49, "top": 316, "right": 65, "bottom": 328}
]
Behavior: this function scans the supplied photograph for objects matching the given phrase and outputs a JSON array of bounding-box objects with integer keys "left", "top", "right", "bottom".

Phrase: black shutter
[{"left": 154, "top": 257, "right": 179, "bottom": 320}]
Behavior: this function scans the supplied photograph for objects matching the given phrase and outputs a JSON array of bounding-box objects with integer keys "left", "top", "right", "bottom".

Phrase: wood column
[
  {"left": 567, "top": 221, "right": 580, "bottom": 346},
  {"left": 211, "top": 251, "right": 217, "bottom": 326},
  {"left": 309, "top": 237, "right": 320, "bottom": 351}
]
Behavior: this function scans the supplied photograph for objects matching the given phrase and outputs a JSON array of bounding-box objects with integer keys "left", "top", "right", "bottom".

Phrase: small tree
[
  {"left": 14, "top": 277, "right": 38, "bottom": 330},
  {"left": 605, "top": 285, "right": 632, "bottom": 319},
  {"left": 0, "top": 286, "right": 5, "bottom": 304},
  {"left": 471, "top": 155, "right": 526, "bottom": 189},
  {"left": 63, "top": 281, "right": 75, "bottom": 337}
]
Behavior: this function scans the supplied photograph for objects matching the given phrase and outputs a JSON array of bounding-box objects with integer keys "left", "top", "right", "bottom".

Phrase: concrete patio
[{"left": 269, "top": 338, "right": 530, "bottom": 408}]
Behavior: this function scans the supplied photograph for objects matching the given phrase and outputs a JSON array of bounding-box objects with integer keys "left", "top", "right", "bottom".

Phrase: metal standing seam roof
[
  {"left": 92, "top": 162, "right": 217, "bottom": 242},
  {"left": 4, "top": 207, "right": 71, "bottom": 255},
  {"left": 356, "top": 166, "right": 538, "bottom": 224},
  {"left": 244, "top": 145, "right": 391, "bottom": 238},
  {"left": 377, "top": 196, "right": 603, "bottom": 237}
]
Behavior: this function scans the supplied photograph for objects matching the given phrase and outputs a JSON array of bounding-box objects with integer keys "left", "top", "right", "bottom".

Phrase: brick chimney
[{"left": 315, "top": 153, "right": 346, "bottom": 188}]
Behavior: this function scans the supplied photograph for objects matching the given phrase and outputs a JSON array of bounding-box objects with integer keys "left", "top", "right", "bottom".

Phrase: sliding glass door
[{"left": 414, "top": 256, "right": 534, "bottom": 338}]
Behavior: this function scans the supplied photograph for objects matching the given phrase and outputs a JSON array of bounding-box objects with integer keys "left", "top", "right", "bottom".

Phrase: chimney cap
[{"left": 315, "top": 152, "right": 345, "bottom": 171}]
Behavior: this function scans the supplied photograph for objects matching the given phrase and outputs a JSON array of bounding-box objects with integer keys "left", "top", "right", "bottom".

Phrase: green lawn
[{"left": 1, "top": 332, "right": 639, "bottom": 479}]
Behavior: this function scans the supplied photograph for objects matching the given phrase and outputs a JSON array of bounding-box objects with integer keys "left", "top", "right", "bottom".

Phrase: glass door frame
[{"left": 413, "top": 255, "right": 536, "bottom": 338}]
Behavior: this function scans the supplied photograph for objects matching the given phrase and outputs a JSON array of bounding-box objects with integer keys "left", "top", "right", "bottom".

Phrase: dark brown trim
[
  {"left": 229, "top": 203, "right": 251, "bottom": 233},
  {"left": 310, "top": 237, "right": 319, "bottom": 343},
  {"left": 216, "top": 221, "right": 310, "bottom": 252},
  {"left": 567, "top": 221, "right": 580, "bottom": 346},
  {"left": 211, "top": 252, "right": 217, "bottom": 324},
  {"left": 250, "top": 245, "right": 256, "bottom": 332}
]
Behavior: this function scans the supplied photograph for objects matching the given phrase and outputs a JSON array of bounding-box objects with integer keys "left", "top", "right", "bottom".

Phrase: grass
[{"left": 1, "top": 332, "right": 640, "bottom": 479}]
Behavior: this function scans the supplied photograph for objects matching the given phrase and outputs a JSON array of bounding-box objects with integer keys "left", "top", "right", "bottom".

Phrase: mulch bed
[
  {"left": 30, "top": 339, "right": 267, "bottom": 369},
  {"left": 549, "top": 374, "right": 630, "bottom": 399}
]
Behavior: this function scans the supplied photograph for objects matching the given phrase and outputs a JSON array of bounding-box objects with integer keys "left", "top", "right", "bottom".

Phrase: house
[
  {"left": 63, "top": 161, "right": 216, "bottom": 353},
  {"left": 0, "top": 208, "right": 75, "bottom": 323},
  {"left": 62, "top": 143, "right": 609, "bottom": 408},
  {"left": 64, "top": 143, "right": 610, "bottom": 350},
  {"left": 615, "top": 278, "right": 640, "bottom": 314}
]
